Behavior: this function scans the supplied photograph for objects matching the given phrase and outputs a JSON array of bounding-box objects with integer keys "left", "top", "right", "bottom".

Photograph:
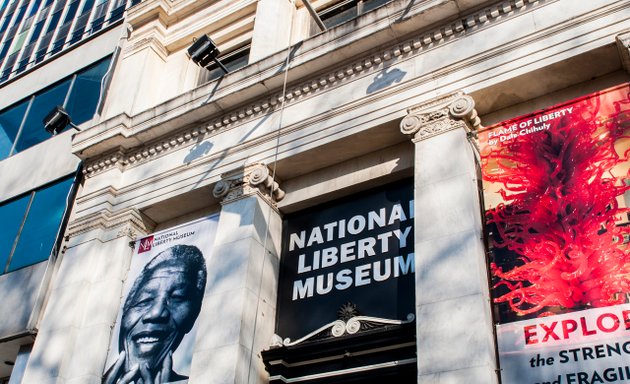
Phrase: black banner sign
[{"left": 276, "top": 181, "right": 415, "bottom": 340}]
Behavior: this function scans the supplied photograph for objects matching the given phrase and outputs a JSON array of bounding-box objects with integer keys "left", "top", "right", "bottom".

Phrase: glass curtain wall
[
  {"left": 0, "top": 175, "right": 73, "bottom": 274},
  {"left": 0, "top": 56, "right": 110, "bottom": 158},
  {"left": 0, "top": 0, "right": 138, "bottom": 82}
]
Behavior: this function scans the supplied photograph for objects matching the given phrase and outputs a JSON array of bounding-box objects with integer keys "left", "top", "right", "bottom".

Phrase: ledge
[{"left": 72, "top": 0, "right": 497, "bottom": 161}]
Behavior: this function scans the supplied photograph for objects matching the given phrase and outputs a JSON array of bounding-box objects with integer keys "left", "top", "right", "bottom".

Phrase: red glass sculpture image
[{"left": 480, "top": 84, "right": 630, "bottom": 321}]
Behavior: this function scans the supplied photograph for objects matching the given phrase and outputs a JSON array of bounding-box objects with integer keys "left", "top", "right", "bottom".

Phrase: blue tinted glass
[
  {"left": 44, "top": 7, "right": 62, "bottom": 34},
  {"left": 27, "top": 0, "right": 42, "bottom": 18},
  {"left": 0, "top": 37, "right": 12, "bottom": 62},
  {"left": 14, "top": 79, "right": 70, "bottom": 152},
  {"left": 27, "top": 17, "right": 45, "bottom": 44},
  {"left": 12, "top": 1, "right": 28, "bottom": 26},
  {"left": 0, "top": 1, "right": 18, "bottom": 34},
  {"left": 68, "top": 0, "right": 95, "bottom": 43},
  {"left": 108, "top": 3, "right": 124, "bottom": 22},
  {"left": 362, "top": 0, "right": 390, "bottom": 13},
  {"left": 8, "top": 177, "right": 73, "bottom": 272},
  {"left": 65, "top": 58, "right": 110, "bottom": 124},
  {"left": 0, "top": 194, "right": 30, "bottom": 273},
  {"left": 0, "top": 98, "right": 28, "bottom": 158},
  {"left": 62, "top": 0, "right": 79, "bottom": 23},
  {"left": 89, "top": 0, "right": 108, "bottom": 33},
  {"left": 321, "top": 2, "right": 357, "bottom": 29}
]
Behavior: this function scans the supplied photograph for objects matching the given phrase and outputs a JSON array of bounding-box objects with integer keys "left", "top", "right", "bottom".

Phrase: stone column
[
  {"left": 249, "top": 0, "right": 295, "bottom": 63},
  {"left": 400, "top": 93, "right": 498, "bottom": 383},
  {"left": 189, "top": 163, "right": 283, "bottom": 384},
  {"left": 21, "top": 209, "right": 154, "bottom": 384}
]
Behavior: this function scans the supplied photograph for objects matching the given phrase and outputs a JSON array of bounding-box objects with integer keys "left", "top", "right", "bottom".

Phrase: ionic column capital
[
  {"left": 212, "top": 163, "right": 285, "bottom": 207},
  {"left": 400, "top": 92, "right": 481, "bottom": 142}
]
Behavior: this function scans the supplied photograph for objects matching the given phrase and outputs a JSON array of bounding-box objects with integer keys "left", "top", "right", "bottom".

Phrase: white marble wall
[
  {"left": 21, "top": 228, "right": 140, "bottom": 383},
  {"left": 0, "top": 262, "right": 48, "bottom": 339},
  {"left": 190, "top": 194, "right": 281, "bottom": 384}
]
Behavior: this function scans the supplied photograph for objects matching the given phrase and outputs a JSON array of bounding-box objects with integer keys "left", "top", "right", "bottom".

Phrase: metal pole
[
  {"left": 302, "top": 0, "right": 326, "bottom": 31},
  {"left": 214, "top": 59, "right": 230, "bottom": 74}
]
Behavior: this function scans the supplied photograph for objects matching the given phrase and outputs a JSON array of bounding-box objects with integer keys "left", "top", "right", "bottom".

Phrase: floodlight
[
  {"left": 43, "top": 106, "right": 80, "bottom": 135},
  {"left": 188, "top": 35, "right": 229, "bottom": 74}
]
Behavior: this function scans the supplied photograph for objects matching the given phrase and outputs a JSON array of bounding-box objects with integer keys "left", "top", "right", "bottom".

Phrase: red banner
[{"left": 480, "top": 83, "right": 630, "bottom": 383}]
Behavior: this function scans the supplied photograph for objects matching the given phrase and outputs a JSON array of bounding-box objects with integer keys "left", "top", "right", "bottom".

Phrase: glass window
[
  {"left": 200, "top": 46, "right": 250, "bottom": 84},
  {"left": 0, "top": 0, "right": 137, "bottom": 78},
  {"left": 13, "top": 78, "right": 70, "bottom": 152},
  {"left": 320, "top": 0, "right": 357, "bottom": 29},
  {"left": 34, "top": 2, "right": 63, "bottom": 63},
  {"left": 0, "top": 50, "right": 18, "bottom": 80},
  {"left": 0, "top": 98, "right": 28, "bottom": 157},
  {"left": 108, "top": 0, "right": 125, "bottom": 23},
  {"left": 65, "top": 57, "right": 110, "bottom": 124},
  {"left": 25, "top": 0, "right": 41, "bottom": 19},
  {"left": 0, "top": 0, "right": 18, "bottom": 35},
  {"left": 6, "top": 176, "right": 73, "bottom": 272},
  {"left": 12, "top": 1, "right": 29, "bottom": 29},
  {"left": 68, "top": 0, "right": 95, "bottom": 44},
  {"left": 0, "top": 56, "right": 111, "bottom": 158},
  {"left": 0, "top": 37, "right": 13, "bottom": 62},
  {"left": 62, "top": 0, "right": 80, "bottom": 23},
  {"left": 315, "top": 0, "right": 392, "bottom": 32},
  {"left": 15, "top": 14, "right": 46, "bottom": 73},
  {"left": 361, "top": 0, "right": 390, "bottom": 13},
  {"left": 0, "top": 193, "right": 30, "bottom": 273},
  {"left": 89, "top": 0, "right": 108, "bottom": 33},
  {"left": 49, "top": 0, "right": 80, "bottom": 54}
]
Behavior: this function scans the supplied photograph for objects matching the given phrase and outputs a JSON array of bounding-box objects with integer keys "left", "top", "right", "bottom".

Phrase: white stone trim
[
  {"left": 270, "top": 313, "right": 415, "bottom": 347},
  {"left": 617, "top": 30, "right": 630, "bottom": 73},
  {"left": 66, "top": 207, "right": 155, "bottom": 240}
]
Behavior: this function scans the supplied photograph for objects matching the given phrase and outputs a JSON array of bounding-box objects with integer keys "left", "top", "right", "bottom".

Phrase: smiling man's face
[{"left": 120, "top": 266, "right": 196, "bottom": 370}]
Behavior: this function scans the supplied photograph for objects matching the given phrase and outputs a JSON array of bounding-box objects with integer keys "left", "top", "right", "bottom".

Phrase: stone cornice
[
  {"left": 76, "top": 0, "right": 562, "bottom": 176},
  {"left": 123, "top": 23, "right": 169, "bottom": 60},
  {"left": 126, "top": 0, "right": 257, "bottom": 53},
  {"left": 66, "top": 207, "right": 156, "bottom": 240}
]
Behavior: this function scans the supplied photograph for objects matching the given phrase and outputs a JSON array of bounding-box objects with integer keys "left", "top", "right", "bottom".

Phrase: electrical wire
[{"left": 246, "top": 1, "right": 297, "bottom": 382}]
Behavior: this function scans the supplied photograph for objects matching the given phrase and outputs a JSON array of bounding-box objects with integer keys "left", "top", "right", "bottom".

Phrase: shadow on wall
[
  {"left": 203, "top": 74, "right": 225, "bottom": 105},
  {"left": 188, "top": 113, "right": 273, "bottom": 186},
  {"left": 396, "top": 0, "right": 417, "bottom": 22},
  {"left": 366, "top": 67, "right": 406, "bottom": 94},
  {"left": 276, "top": 42, "right": 304, "bottom": 75},
  {"left": 184, "top": 140, "right": 214, "bottom": 164}
]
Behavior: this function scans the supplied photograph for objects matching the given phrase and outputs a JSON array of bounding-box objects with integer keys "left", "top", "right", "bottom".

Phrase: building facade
[
  {"left": 0, "top": 0, "right": 139, "bottom": 382},
  {"left": 2, "top": 0, "right": 629, "bottom": 383}
]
